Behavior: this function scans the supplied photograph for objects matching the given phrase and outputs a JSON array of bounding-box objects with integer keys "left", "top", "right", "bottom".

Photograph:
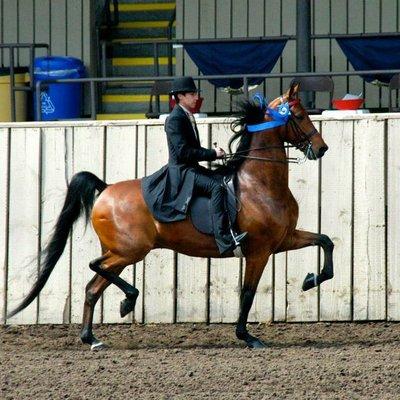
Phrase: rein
[{"left": 224, "top": 142, "right": 313, "bottom": 164}]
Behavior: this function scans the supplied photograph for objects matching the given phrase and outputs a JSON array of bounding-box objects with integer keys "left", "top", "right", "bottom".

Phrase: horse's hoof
[
  {"left": 302, "top": 272, "right": 317, "bottom": 291},
  {"left": 246, "top": 335, "right": 266, "bottom": 349},
  {"left": 91, "top": 341, "right": 107, "bottom": 351},
  {"left": 120, "top": 296, "right": 136, "bottom": 318}
]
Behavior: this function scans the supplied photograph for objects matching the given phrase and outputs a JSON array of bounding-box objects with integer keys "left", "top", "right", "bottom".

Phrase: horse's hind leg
[
  {"left": 81, "top": 273, "right": 116, "bottom": 350},
  {"left": 81, "top": 251, "right": 145, "bottom": 350},
  {"left": 89, "top": 253, "right": 140, "bottom": 318},
  {"left": 276, "top": 229, "right": 334, "bottom": 291}
]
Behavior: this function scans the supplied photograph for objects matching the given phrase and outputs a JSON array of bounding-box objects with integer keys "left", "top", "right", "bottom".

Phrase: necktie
[{"left": 187, "top": 113, "right": 200, "bottom": 143}]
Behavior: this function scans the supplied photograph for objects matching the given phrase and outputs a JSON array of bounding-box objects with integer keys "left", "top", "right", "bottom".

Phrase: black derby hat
[{"left": 170, "top": 76, "right": 199, "bottom": 94}]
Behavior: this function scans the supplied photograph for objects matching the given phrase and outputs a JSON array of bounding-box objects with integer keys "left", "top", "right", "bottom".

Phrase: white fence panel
[
  {"left": 387, "top": 118, "right": 400, "bottom": 320},
  {"left": 320, "top": 120, "right": 353, "bottom": 321},
  {"left": 353, "top": 119, "right": 386, "bottom": 320},
  {"left": 70, "top": 126, "right": 104, "bottom": 324},
  {"left": 0, "top": 128, "right": 9, "bottom": 323},
  {"left": 7, "top": 128, "right": 40, "bottom": 324},
  {"left": 38, "top": 127, "right": 72, "bottom": 323}
]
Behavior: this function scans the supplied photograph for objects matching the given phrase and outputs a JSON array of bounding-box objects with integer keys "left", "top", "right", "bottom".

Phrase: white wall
[{"left": 1, "top": 114, "right": 400, "bottom": 324}]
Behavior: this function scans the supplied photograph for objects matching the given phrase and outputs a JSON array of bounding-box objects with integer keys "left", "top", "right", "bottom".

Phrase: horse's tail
[{"left": 7, "top": 171, "right": 108, "bottom": 319}]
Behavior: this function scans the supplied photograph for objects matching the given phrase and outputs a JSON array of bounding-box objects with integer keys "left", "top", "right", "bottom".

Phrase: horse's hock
[{"left": 0, "top": 114, "right": 398, "bottom": 325}]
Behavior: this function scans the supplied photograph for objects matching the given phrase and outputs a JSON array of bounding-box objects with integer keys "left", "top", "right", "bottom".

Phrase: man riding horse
[
  {"left": 7, "top": 81, "right": 333, "bottom": 350},
  {"left": 142, "top": 76, "right": 247, "bottom": 256}
]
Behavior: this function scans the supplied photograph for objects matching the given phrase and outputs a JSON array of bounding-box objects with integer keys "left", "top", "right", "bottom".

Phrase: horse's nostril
[{"left": 319, "top": 146, "right": 328, "bottom": 157}]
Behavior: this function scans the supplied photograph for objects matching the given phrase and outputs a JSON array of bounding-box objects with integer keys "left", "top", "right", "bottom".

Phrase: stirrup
[{"left": 231, "top": 230, "right": 248, "bottom": 246}]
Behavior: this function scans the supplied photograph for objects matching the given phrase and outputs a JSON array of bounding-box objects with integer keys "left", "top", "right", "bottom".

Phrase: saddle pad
[{"left": 189, "top": 177, "right": 238, "bottom": 235}]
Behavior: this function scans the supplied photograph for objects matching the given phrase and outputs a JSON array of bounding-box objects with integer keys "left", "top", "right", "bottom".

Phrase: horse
[{"left": 7, "top": 82, "right": 333, "bottom": 349}]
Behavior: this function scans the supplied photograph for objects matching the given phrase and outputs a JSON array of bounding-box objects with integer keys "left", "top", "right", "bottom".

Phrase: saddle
[{"left": 189, "top": 175, "right": 238, "bottom": 235}]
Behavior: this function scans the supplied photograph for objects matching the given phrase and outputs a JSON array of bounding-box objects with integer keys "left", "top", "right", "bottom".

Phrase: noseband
[{"left": 287, "top": 99, "right": 318, "bottom": 153}]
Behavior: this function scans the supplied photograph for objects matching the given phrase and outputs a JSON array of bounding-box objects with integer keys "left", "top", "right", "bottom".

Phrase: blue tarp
[
  {"left": 336, "top": 36, "right": 400, "bottom": 83},
  {"left": 183, "top": 40, "right": 287, "bottom": 89}
]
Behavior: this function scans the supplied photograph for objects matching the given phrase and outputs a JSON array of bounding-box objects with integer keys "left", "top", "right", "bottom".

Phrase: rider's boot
[{"left": 212, "top": 184, "right": 248, "bottom": 257}]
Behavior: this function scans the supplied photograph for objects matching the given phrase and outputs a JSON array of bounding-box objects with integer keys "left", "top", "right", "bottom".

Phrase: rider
[{"left": 142, "top": 76, "right": 247, "bottom": 256}]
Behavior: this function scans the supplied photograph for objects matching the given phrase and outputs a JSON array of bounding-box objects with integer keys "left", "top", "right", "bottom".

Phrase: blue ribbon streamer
[{"left": 247, "top": 101, "right": 291, "bottom": 132}]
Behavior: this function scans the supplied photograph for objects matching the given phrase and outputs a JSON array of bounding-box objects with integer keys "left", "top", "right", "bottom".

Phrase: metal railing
[
  {"left": 34, "top": 69, "right": 400, "bottom": 121},
  {"left": 100, "top": 32, "right": 400, "bottom": 80},
  {"left": 0, "top": 43, "right": 49, "bottom": 121}
]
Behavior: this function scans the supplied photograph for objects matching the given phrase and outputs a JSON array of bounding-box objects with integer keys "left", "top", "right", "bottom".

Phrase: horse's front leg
[
  {"left": 236, "top": 254, "right": 270, "bottom": 349},
  {"left": 276, "top": 229, "right": 334, "bottom": 291}
]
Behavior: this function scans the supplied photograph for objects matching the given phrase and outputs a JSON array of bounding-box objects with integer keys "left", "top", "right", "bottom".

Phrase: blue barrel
[{"left": 34, "top": 56, "right": 86, "bottom": 120}]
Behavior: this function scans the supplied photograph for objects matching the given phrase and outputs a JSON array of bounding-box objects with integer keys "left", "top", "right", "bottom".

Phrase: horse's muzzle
[{"left": 317, "top": 145, "right": 328, "bottom": 158}]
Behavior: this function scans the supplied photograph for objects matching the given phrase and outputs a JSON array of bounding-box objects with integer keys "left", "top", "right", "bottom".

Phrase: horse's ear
[{"left": 288, "top": 82, "right": 300, "bottom": 99}]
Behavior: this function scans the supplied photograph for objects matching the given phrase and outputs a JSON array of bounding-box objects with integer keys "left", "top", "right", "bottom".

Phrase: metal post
[
  {"left": 29, "top": 45, "right": 34, "bottom": 90},
  {"left": 296, "top": 0, "right": 312, "bottom": 106},
  {"left": 90, "top": 81, "right": 96, "bottom": 120},
  {"left": 167, "top": 41, "right": 173, "bottom": 76},
  {"left": 35, "top": 81, "right": 42, "bottom": 121},
  {"left": 9, "top": 46, "right": 16, "bottom": 122},
  {"left": 154, "top": 43, "right": 160, "bottom": 114},
  {"left": 101, "top": 42, "right": 107, "bottom": 78},
  {"left": 153, "top": 42, "right": 160, "bottom": 76},
  {"left": 101, "top": 42, "right": 107, "bottom": 108}
]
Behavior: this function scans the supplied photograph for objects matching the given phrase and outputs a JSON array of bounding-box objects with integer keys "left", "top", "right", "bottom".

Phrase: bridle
[{"left": 224, "top": 97, "right": 318, "bottom": 164}]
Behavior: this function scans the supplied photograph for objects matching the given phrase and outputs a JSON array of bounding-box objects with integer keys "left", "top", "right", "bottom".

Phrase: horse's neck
[{"left": 238, "top": 129, "right": 289, "bottom": 194}]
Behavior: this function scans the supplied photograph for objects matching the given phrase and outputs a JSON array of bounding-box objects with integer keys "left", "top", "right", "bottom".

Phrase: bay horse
[{"left": 8, "top": 83, "right": 333, "bottom": 349}]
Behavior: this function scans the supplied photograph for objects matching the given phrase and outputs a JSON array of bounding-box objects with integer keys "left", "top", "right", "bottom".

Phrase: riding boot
[
  {"left": 210, "top": 185, "right": 232, "bottom": 253},
  {"left": 211, "top": 184, "right": 247, "bottom": 255}
]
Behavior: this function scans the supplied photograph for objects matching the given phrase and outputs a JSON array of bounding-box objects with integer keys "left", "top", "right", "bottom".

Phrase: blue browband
[{"left": 247, "top": 95, "right": 291, "bottom": 133}]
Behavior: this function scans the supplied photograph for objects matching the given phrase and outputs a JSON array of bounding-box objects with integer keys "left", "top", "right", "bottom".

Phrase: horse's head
[{"left": 268, "top": 83, "right": 328, "bottom": 160}]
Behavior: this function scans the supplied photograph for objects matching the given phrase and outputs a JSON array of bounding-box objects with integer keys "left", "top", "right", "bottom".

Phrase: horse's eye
[{"left": 294, "top": 113, "right": 304, "bottom": 120}]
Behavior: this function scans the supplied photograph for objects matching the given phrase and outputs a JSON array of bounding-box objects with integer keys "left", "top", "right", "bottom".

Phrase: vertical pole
[
  {"left": 29, "top": 45, "right": 34, "bottom": 90},
  {"left": 296, "top": 0, "right": 312, "bottom": 106},
  {"left": 153, "top": 42, "right": 160, "bottom": 76},
  {"left": 101, "top": 42, "right": 107, "bottom": 78},
  {"left": 90, "top": 81, "right": 96, "bottom": 120},
  {"left": 100, "top": 42, "right": 107, "bottom": 113},
  {"left": 154, "top": 43, "right": 160, "bottom": 114},
  {"left": 167, "top": 40, "right": 173, "bottom": 76},
  {"left": 36, "top": 81, "right": 42, "bottom": 121},
  {"left": 10, "top": 47, "right": 16, "bottom": 122}
]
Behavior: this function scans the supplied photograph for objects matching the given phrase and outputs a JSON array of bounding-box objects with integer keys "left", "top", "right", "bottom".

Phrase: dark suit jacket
[{"left": 142, "top": 105, "right": 217, "bottom": 222}]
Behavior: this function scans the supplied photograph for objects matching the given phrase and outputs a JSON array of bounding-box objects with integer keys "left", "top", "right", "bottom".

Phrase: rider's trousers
[{"left": 192, "top": 171, "right": 232, "bottom": 254}]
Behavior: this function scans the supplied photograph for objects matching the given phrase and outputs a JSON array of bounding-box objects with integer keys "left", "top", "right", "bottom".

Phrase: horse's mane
[{"left": 216, "top": 100, "right": 266, "bottom": 173}]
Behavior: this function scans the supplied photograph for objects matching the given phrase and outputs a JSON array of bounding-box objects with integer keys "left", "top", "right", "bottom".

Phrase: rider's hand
[{"left": 215, "top": 147, "right": 226, "bottom": 159}]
